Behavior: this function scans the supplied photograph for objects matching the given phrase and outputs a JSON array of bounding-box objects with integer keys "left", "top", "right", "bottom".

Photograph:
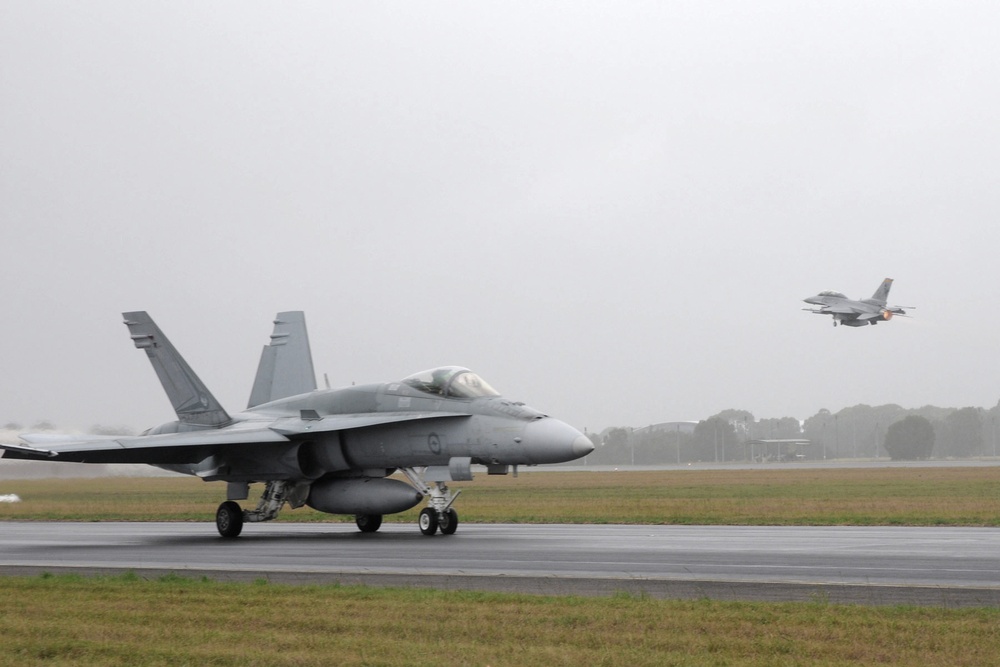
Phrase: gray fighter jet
[
  {"left": 802, "top": 278, "right": 912, "bottom": 327},
  {"left": 0, "top": 311, "right": 593, "bottom": 537}
]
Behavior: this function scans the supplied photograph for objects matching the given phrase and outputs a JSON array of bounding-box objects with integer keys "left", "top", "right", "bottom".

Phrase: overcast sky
[{"left": 2, "top": 2, "right": 1000, "bottom": 435}]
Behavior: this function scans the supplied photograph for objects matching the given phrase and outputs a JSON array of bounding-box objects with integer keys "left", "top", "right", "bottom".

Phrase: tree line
[
  {"left": 6, "top": 403, "right": 998, "bottom": 465},
  {"left": 580, "top": 402, "right": 1000, "bottom": 465}
]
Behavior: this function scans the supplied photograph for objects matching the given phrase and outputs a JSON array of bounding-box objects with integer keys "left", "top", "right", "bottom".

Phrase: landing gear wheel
[
  {"left": 216, "top": 501, "right": 244, "bottom": 538},
  {"left": 439, "top": 508, "right": 458, "bottom": 535},
  {"left": 418, "top": 507, "right": 439, "bottom": 536},
  {"left": 355, "top": 514, "right": 383, "bottom": 533}
]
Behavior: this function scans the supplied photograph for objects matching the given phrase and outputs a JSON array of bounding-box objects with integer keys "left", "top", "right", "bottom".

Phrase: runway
[{"left": 1, "top": 521, "right": 998, "bottom": 607}]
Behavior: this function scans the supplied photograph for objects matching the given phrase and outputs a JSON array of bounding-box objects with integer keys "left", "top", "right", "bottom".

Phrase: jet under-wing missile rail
[
  {"left": 802, "top": 278, "right": 914, "bottom": 327},
  {"left": 1, "top": 312, "right": 593, "bottom": 537}
]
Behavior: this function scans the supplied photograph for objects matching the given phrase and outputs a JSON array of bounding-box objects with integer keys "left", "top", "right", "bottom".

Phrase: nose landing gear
[
  {"left": 402, "top": 467, "right": 462, "bottom": 536},
  {"left": 418, "top": 506, "right": 458, "bottom": 536}
]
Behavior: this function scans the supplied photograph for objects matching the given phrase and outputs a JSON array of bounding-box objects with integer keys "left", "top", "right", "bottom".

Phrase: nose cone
[
  {"left": 572, "top": 433, "right": 595, "bottom": 458},
  {"left": 522, "top": 418, "right": 594, "bottom": 464},
  {"left": 803, "top": 296, "right": 821, "bottom": 305}
]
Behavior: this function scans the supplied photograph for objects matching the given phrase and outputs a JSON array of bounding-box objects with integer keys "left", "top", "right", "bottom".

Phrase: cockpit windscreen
[{"left": 401, "top": 366, "right": 500, "bottom": 398}]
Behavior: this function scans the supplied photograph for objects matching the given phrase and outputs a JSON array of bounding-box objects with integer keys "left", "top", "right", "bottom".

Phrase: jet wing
[
  {"left": 2, "top": 425, "right": 290, "bottom": 462},
  {"left": 1, "top": 412, "right": 468, "bottom": 463}
]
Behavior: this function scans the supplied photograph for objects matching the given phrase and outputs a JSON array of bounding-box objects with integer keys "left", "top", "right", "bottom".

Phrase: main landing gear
[
  {"left": 355, "top": 514, "right": 382, "bottom": 533},
  {"left": 215, "top": 480, "right": 304, "bottom": 539},
  {"left": 216, "top": 501, "right": 244, "bottom": 538}
]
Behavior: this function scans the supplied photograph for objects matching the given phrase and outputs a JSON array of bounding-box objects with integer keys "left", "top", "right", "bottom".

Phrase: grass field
[
  {"left": 0, "top": 573, "right": 998, "bottom": 667},
  {"left": 1, "top": 467, "right": 998, "bottom": 525},
  {"left": 2, "top": 468, "right": 999, "bottom": 664}
]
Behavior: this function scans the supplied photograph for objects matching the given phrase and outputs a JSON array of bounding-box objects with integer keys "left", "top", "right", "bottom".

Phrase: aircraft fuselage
[{"left": 151, "top": 381, "right": 589, "bottom": 483}]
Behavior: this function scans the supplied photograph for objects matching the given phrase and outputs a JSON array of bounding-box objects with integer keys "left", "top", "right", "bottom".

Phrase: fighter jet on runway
[
  {"left": 0, "top": 312, "right": 593, "bottom": 537},
  {"left": 802, "top": 278, "right": 913, "bottom": 327}
]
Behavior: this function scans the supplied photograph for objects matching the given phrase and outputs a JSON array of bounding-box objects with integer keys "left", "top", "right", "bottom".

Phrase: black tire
[
  {"left": 216, "top": 501, "right": 244, "bottom": 538},
  {"left": 439, "top": 508, "right": 458, "bottom": 535},
  {"left": 418, "top": 507, "right": 438, "bottom": 536},
  {"left": 355, "top": 514, "right": 383, "bottom": 533}
]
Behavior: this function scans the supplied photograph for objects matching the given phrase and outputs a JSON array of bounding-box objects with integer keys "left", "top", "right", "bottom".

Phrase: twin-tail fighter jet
[
  {"left": 0, "top": 312, "right": 593, "bottom": 537},
  {"left": 802, "top": 278, "right": 913, "bottom": 327}
]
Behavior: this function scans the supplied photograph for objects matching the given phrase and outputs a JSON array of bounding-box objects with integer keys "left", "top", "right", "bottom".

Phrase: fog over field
[{"left": 3, "top": 3, "right": 1000, "bottom": 437}]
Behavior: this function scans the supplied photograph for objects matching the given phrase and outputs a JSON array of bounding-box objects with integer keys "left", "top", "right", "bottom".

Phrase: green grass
[
  {"left": 0, "top": 573, "right": 998, "bottom": 666},
  {"left": 2, "top": 467, "right": 999, "bottom": 525}
]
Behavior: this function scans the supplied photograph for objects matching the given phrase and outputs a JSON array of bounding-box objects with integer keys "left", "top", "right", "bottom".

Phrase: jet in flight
[
  {"left": 802, "top": 278, "right": 913, "bottom": 327},
  {"left": 1, "top": 312, "right": 593, "bottom": 537}
]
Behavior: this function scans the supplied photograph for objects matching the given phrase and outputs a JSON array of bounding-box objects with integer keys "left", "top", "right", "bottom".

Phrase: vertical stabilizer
[
  {"left": 870, "top": 278, "right": 893, "bottom": 304},
  {"left": 122, "top": 311, "right": 231, "bottom": 427},
  {"left": 247, "top": 311, "right": 317, "bottom": 408}
]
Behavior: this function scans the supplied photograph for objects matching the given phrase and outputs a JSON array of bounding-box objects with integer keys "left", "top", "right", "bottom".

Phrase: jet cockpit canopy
[
  {"left": 401, "top": 366, "right": 500, "bottom": 399},
  {"left": 818, "top": 291, "right": 847, "bottom": 298}
]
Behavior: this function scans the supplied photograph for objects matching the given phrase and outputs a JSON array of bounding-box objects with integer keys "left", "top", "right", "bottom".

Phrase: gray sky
[{"left": 2, "top": 2, "right": 999, "bottom": 435}]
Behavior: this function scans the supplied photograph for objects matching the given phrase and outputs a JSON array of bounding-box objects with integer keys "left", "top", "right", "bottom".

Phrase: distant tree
[
  {"left": 692, "top": 417, "right": 738, "bottom": 462},
  {"left": 802, "top": 409, "right": 835, "bottom": 459},
  {"left": 884, "top": 415, "right": 935, "bottom": 460},
  {"left": 629, "top": 427, "right": 690, "bottom": 464},
  {"left": 604, "top": 427, "right": 630, "bottom": 450},
  {"left": 585, "top": 427, "right": 630, "bottom": 465},
  {"left": 938, "top": 408, "right": 982, "bottom": 458},
  {"left": 712, "top": 409, "right": 754, "bottom": 424},
  {"left": 983, "top": 404, "right": 1000, "bottom": 457},
  {"left": 2, "top": 422, "right": 23, "bottom": 431},
  {"left": 756, "top": 417, "right": 802, "bottom": 440},
  {"left": 29, "top": 420, "right": 55, "bottom": 431},
  {"left": 803, "top": 405, "right": 906, "bottom": 460},
  {"left": 939, "top": 408, "right": 983, "bottom": 457}
]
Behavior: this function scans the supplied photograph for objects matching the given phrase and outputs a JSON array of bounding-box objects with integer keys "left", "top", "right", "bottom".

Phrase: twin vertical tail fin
[
  {"left": 870, "top": 278, "right": 893, "bottom": 305},
  {"left": 122, "top": 311, "right": 231, "bottom": 427},
  {"left": 247, "top": 311, "right": 317, "bottom": 408}
]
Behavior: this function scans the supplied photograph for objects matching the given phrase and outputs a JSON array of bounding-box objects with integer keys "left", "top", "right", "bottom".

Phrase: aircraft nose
[
  {"left": 522, "top": 418, "right": 594, "bottom": 464},
  {"left": 572, "top": 434, "right": 595, "bottom": 458}
]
